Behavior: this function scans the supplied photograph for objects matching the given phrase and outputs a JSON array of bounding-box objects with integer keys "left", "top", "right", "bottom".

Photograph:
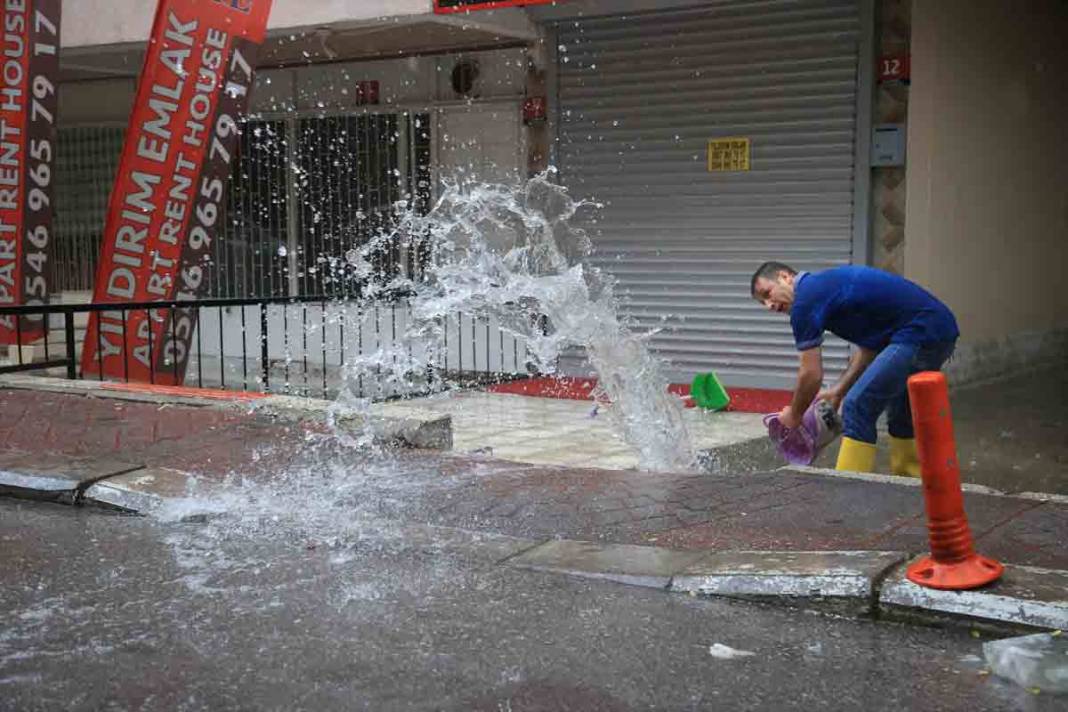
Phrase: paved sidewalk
[
  {"left": 2, "top": 385, "right": 1065, "bottom": 571},
  {"left": 395, "top": 454, "right": 1068, "bottom": 571},
  {"left": 375, "top": 390, "right": 772, "bottom": 471},
  {"left": 0, "top": 387, "right": 321, "bottom": 476},
  {"left": 3, "top": 380, "right": 1067, "bottom": 634},
  {"left": 5, "top": 364, "right": 1064, "bottom": 490}
]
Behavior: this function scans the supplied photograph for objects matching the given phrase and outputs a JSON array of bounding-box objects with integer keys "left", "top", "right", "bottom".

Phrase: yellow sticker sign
[{"left": 707, "top": 137, "right": 751, "bottom": 172}]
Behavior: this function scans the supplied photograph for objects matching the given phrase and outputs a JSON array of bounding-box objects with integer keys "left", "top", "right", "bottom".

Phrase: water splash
[
  {"left": 339, "top": 171, "right": 697, "bottom": 472},
  {"left": 147, "top": 171, "right": 700, "bottom": 595},
  {"left": 146, "top": 438, "right": 436, "bottom": 587}
]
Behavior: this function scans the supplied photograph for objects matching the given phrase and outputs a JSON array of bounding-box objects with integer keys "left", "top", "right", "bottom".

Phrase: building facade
[{"left": 53, "top": 0, "right": 1068, "bottom": 388}]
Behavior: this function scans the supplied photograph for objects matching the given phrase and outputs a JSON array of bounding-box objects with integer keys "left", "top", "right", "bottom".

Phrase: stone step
[{"left": 2, "top": 328, "right": 86, "bottom": 366}]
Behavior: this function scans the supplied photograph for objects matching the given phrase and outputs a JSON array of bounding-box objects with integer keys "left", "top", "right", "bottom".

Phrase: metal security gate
[
  {"left": 214, "top": 119, "right": 290, "bottom": 299},
  {"left": 213, "top": 112, "right": 433, "bottom": 299},
  {"left": 53, "top": 126, "right": 126, "bottom": 294},
  {"left": 52, "top": 112, "right": 432, "bottom": 300},
  {"left": 555, "top": 0, "right": 861, "bottom": 388}
]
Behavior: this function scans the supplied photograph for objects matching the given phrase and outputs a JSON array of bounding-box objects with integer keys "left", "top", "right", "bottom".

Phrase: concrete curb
[
  {"left": 669, "top": 550, "right": 908, "bottom": 615},
  {"left": 696, "top": 434, "right": 782, "bottom": 475},
  {"left": 782, "top": 464, "right": 1011, "bottom": 495},
  {"left": 5, "top": 452, "right": 1067, "bottom": 633},
  {"left": 503, "top": 538, "right": 1068, "bottom": 631},
  {"left": 251, "top": 395, "right": 452, "bottom": 450},
  {"left": 0, "top": 374, "right": 218, "bottom": 407},
  {"left": 505, "top": 539, "right": 709, "bottom": 589},
  {"left": 0, "top": 374, "right": 453, "bottom": 451},
  {"left": 879, "top": 557, "right": 1068, "bottom": 631},
  {"left": 0, "top": 451, "right": 144, "bottom": 505},
  {"left": 1, "top": 406, "right": 1062, "bottom": 633},
  {"left": 83, "top": 467, "right": 208, "bottom": 514}
]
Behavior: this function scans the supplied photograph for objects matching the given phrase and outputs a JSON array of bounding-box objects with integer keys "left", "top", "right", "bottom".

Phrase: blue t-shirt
[{"left": 790, "top": 266, "right": 959, "bottom": 351}]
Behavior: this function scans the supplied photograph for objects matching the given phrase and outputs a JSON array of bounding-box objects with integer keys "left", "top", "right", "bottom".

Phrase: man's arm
[
  {"left": 780, "top": 347, "right": 823, "bottom": 429},
  {"left": 819, "top": 346, "right": 877, "bottom": 410}
]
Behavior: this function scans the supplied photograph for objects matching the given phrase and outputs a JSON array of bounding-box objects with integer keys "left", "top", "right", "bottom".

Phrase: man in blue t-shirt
[{"left": 750, "top": 261, "right": 959, "bottom": 475}]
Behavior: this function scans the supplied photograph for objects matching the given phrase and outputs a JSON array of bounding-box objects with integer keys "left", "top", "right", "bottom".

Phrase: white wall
[
  {"left": 437, "top": 102, "right": 524, "bottom": 190},
  {"left": 58, "top": 79, "right": 136, "bottom": 126},
  {"left": 61, "top": 0, "right": 536, "bottom": 48},
  {"left": 254, "top": 48, "right": 527, "bottom": 113},
  {"left": 905, "top": 0, "right": 1068, "bottom": 343},
  {"left": 62, "top": 0, "right": 433, "bottom": 48},
  {"left": 61, "top": 49, "right": 528, "bottom": 124}
]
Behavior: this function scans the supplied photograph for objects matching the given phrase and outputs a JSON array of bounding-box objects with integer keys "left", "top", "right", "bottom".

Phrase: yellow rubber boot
[
  {"left": 889, "top": 436, "right": 922, "bottom": 478},
  {"left": 835, "top": 437, "right": 877, "bottom": 473}
]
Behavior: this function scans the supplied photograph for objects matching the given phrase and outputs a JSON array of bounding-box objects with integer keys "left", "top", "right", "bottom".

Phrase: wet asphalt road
[{"left": 0, "top": 497, "right": 1058, "bottom": 712}]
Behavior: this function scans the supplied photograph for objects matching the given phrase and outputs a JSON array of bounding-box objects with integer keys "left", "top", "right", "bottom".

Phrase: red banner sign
[
  {"left": 434, "top": 0, "right": 561, "bottom": 13},
  {"left": 0, "top": 0, "right": 60, "bottom": 345},
  {"left": 82, "top": 0, "right": 272, "bottom": 383}
]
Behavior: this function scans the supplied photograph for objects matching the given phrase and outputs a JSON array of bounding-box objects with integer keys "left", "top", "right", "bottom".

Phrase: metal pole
[
  {"left": 285, "top": 118, "right": 300, "bottom": 298},
  {"left": 64, "top": 310, "right": 76, "bottom": 380},
  {"left": 260, "top": 302, "right": 270, "bottom": 392}
]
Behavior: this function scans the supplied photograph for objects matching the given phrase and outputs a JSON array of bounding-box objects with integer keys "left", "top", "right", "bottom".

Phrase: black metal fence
[
  {"left": 0, "top": 294, "right": 536, "bottom": 401},
  {"left": 51, "top": 113, "right": 433, "bottom": 299}
]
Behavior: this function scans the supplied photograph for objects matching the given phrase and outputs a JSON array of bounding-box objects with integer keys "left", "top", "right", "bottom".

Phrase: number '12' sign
[{"left": 878, "top": 54, "right": 910, "bottom": 82}]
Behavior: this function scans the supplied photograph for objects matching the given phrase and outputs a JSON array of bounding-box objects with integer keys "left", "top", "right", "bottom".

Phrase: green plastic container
[{"left": 691, "top": 372, "right": 730, "bottom": 411}]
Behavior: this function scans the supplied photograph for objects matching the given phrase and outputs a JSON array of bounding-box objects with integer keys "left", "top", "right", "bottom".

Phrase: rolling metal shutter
[
  {"left": 54, "top": 126, "right": 126, "bottom": 294},
  {"left": 556, "top": 0, "right": 860, "bottom": 388}
]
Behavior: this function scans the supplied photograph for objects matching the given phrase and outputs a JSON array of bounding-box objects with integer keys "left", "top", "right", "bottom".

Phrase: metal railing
[{"left": 0, "top": 294, "right": 536, "bottom": 401}]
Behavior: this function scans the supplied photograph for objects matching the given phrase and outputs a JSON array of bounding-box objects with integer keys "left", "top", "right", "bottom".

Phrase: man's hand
[
  {"left": 818, "top": 386, "right": 844, "bottom": 412},
  {"left": 779, "top": 405, "right": 801, "bottom": 430},
  {"left": 783, "top": 347, "right": 823, "bottom": 430},
  {"left": 818, "top": 347, "right": 876, "bottom": 413}
]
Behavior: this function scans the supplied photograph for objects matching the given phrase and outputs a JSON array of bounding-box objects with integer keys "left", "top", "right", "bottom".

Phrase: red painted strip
[
  {"left": 485, "top": 377, "right": 791, "bottom": 414},
  {"left": 100, "top": 382, "right": 269, "bottom": 401},
  {"left": 486, "top": 377, "right": 595, "bottom": 400},
  {"left": 722, "top": 387, "right": 792, "bottom": 413}
]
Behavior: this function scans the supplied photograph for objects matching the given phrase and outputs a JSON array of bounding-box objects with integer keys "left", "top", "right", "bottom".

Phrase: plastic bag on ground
[
  {"left": 764, "top": 399, "right": 843, "bottom": 466},
  {"left": 983, "top": 632, "right": 1068, "bottom": 693}
]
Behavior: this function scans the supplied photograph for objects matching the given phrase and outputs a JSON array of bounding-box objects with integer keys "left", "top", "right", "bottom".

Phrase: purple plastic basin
[{"left": 764, "top": 399, "right": 843, "bottom": 466}]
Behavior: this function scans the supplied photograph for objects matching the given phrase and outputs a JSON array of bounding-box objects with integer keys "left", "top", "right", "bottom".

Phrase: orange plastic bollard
[{"left": 905, "top": 371, "right": 1004, "bottom": 590}]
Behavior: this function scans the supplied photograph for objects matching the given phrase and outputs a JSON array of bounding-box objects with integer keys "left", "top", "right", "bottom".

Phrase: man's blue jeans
[{"left": 841, "top": 340, "right": 957, "bottom": 444}]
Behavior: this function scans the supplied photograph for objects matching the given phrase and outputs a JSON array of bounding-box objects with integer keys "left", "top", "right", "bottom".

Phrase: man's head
[{"left": 750, "top": 261, "right": 798, "bottom": 314}]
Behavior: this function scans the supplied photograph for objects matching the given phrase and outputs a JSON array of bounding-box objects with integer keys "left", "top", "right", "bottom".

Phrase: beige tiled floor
[{"left": 375, "top": 391, "right": 767, "bottom": 471}]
